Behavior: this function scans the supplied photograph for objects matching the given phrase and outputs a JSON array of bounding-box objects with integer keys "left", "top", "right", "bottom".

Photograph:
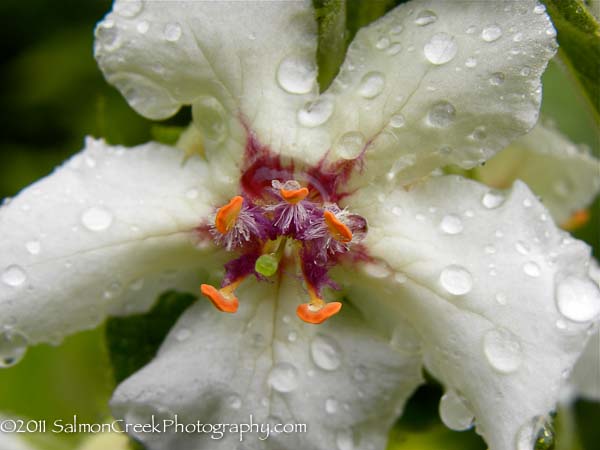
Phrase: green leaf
[
  {"left": 105, "top": 291, "right": 196, "bottom": 384},
  {"left": 543, "top": 0, "right": 600, "bottom": 121},
  {"left": 313, "top": 0, "right": 347, "bottom": 91},
  {"left": 150, "top": 125, "right": 186, "bottom": 145}
]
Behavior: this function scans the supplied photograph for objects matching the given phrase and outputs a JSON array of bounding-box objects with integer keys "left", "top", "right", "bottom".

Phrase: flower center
[{"left": 200, "top": 177, "right": 367, "bottom": 324}]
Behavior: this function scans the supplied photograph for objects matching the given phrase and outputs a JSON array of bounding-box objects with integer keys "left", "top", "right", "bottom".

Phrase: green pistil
[{"left": 255, "top": 238, "right": 287, "bottom": 277}]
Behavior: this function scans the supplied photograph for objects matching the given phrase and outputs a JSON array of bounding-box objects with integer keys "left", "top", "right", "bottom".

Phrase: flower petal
[
  {"left": 475, "top": 122, "right": 600, "bottom": 226},
  {"left": 345, "top": 176, "right": 600, "bottom": 450},
  {"left": 0, "top": 138, "right": 226, "bottom": 351},
  {"left": 111, "top": 275, "right": 423, "bottom": 450},
  {"left": 320, "top": 0, "right": 556, "bottom": 185}
]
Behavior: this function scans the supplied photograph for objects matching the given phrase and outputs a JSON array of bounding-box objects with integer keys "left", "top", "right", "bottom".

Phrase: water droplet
[
  {"left": 276, "top": 54, "right": 316, "bottom": 94},
  {"left": 336, "top": 428, "right": 355, "bottom": 450},
  {"left": 389, "top": 113, "right": 406, "bottom": 128},
  {"left": 390, "top": 24, "right": 403, "bottom": 35},
  {"left": 353, "top": 365, "right": 368, "bottom": 381},
  {"left": 287, "top": 331, "right": 298, "bottom": 342},
  {"left": 534, "top": 4, "right": 546, "bottom": 14},
  {"left": 424, "top": 33, "right": 458, "bottom": 65},
  {"left": 175, "top": 328, "right": 191, "bottom": 342},
  {"left": 489, "top": 72, "right": 505, "bottom": 85},
  {"left": 164, "top": 23, "right": 182, "bottom": 42},
  {"left": 555, "top": 276, "right": 600, "bottom": 322},
  {"left": 0, "top": 330, "right": 28, "bottom": 368},
  {"left": 136, "top": 21, "right": 149, "bottom": 34},
  {"left": 481, "top": 25, "right": 502, "bottom": 42},
  {"left": 440, "top": 265, "right": 473, "bottom": 295},
  {"left": 394, "top": 272, "right": 408, "bottom": 284},
  {"left": 358, "top": 72, "right": 385, "bottom": 99},
  {"left": 483, "top": 327, "right": 522, "bottom": 373},
  {"left": 440, "top": 214, "right": 463, "bottom": 234},
  {"left": 81, "top": 207, "right": 113, "bottom": 231},
  {"left": 2, "top": 265, "right": 27, "bottom": 287},
  {"left": 516, "top": 416, "right": 554, "bottom": 450},
  {"left": 523, "top": 261, "right": 541, "bottom": 278},
  {"left": 387, "top": 43, "right": 403, "bottom": 55},
  {"left": 310, "top": 334, "right": 342, "bottom": 371},
  {"left": 520, "top": 66, "right": 532, "bottom": 77},
  {"left": 439, "top": 390, "right": 474, "bottom": 431},
  {"left": 375, "top": 37, "right": 390, "bottom": 50},
  {"left": 515, "top": 241, "right": 531, "bottom": 255},
  {"left": 227, "top": 394, "right": 242, "bottom": 409},
  {"left": 282, "top": 315, "right": 291, "bottom": 324},
  {"left": 495, "top": 292, "right": 508, "bottom": 305},
  {"left": 362, "top": 262, "right": 391, "bottom": 279},
  {"left": 297, "top": 97, "right": 334, "bottom": 127},
  {"left": 325, "top": 397, "right": 338, "bottom": 414},
  {"left": 192, "top": 96, "right": 228, "bottom": 142},
  {"left": 129, "top": 278, "right": 144, "bottom": 291},
  {"left": 335, "top": 131, "right": 365, "bottom": 160},
  {"left": 115, "top": 0, "right": 143, "bottom": 18},
  {"left": 185, "top": 188, "right": 199, "bottom": 199},
  {"left": 482, "top": 191, "right": 504, "bottom": 209},
  {"left": 465, "top": 57, "right": 477, "bottom": 68},
  {"left": 268, "top": 362, "right": 299, "bottom": 393},
  {"left": 25, "top": 240, "right": 41, "bottom": 255},
  {"left": 484, "top": 245, "right": 496, "bottom": 254},
  {"left": 97, "top": 21, "right": 121, "bottom": 51},
  {"left": 415, "top": 10, "right": 438, "bottom": 26},
  {"left": 427, "top": 101, "right": 456, "bottom": 127}
]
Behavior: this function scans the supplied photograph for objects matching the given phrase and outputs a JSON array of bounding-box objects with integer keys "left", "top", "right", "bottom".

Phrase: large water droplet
[
  {"left": 523, "top": 261, "right": 541, "bottom": 278},
  {"left": 415, "top": 10, "right": 438, "bottom": 26},
  {"left": 192, "top": 96, "right": 228, "bottom": 142},
  {"left": 481, "top": 24, "right": 503, "bottom": 42},
  {"left": 516, "top": 416, "right": 554, "bottom": 450},
  {"left": 427, "top": 101, "right": 456, "bottom": 127},
  {"left": 325, "top": 397, "right": 338, "bottom": 414},
  {"left": 268, "top": 362, "right": 299, "bottom": 393},
  {"left": 482, "top": 191, "right": 504, "bottom": 209},
  {"left": 310, "top": 334, "right": 342, "bottom": 371},
  {"left": 81, "top": 207, "right": 113, "bottom": 231},
  {"left": 97, "top": 20, "right": 120, "bottom": 51},
  {"left": 277, "top": 54, "right": 317, "bottom": 94},
  {"left": 555, "top": 276, "right": 600, "bottom": 322},
  {"left": 336, "top": 428, "right": 355, "bottom": 450},
  {"left": 297, "top": 97, "right": 334, "bottom": 127},
  {"left": 358, "top": 72, "right": 385, "bottom": 99},
  {"left": 440, "top": 265, "right": 473, "bottom": 295},
  {"left": 439, "top": 390, "right": 474, "bottom": 431},
  {"left": 483, "top": 327, "right": 522, "bottom": 373},
  {"left": 164, "top": 23, "right": 182, "bottom": 42},
  {"left": 335, "top": 131, "right": 366, "bottom": 160},
  {"left": 0, "top": 330, "right": 28, "bottom": 368},
  {"left": 2, "top": 265, "right": 27, "bottom": 287},
  {"left": 424, "top": 33, "right": 458, "bottom": 65},
  {"left": 114, "top": 0, "right": 143, "bottom": 18},
  {"left": 440, "top": 214, "right": 463, "bottom": 234}
]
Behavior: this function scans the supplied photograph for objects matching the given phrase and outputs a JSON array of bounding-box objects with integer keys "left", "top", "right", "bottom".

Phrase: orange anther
[
  {"left": 324, "top": 210, "right": 353, "bottom": 243},
  {"left": 280, "top": 187, "right": 309, "bottom": 204},
  {"left": 561, "top": 209, "right": 590, "bottom": 231},
  {"left": 215, "top": 196, "right": 244, "bottom": 234},
  {"left": 200, "top": 284, "right": 239, "bottom": 313},
  {"left": 297, "top": 302, "right": 342, "bottom": 324}
]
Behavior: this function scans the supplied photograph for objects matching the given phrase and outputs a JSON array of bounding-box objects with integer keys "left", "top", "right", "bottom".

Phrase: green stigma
[{"left": 255, "top": 254, "right": 279, "bottom": 277}]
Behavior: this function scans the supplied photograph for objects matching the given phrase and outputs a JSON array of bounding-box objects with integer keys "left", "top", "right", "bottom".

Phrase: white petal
[
  {"left": 319, "top": 0, "right": 556, "bottom": 185},
  {"left": 95, "top": 0, "right": 323, "bottom": 168},
  {"left": 344, "top": 176, "right": 600, "bottom": 450},
  {"left": 476, "top": 122, "right": 600, "bottom": 225},
  {"left": 111, "top": 275, "right": 422, "bottom": 450},
  {"left": 0, "top": 138, "right": 226, "bottom": 353}
]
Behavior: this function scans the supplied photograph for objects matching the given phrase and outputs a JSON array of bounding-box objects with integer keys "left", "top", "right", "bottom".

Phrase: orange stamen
[
  {"left": 215, "top": 196, "right": 244, "bottom": 234},
  {"left": 561, "top": 209, "right": 590, "bottom": 231},
  {"left": 200, "top": 278, "right": 244, "bottom": 313},
  {"left": 296, "top": 284, "right": 342, "bottom": 324},
  {"left": 324, "top": 210, "right": 353, "bottom": 243},
  {"left": 280, "top": 187, "right": 309, "bottom": 204}
]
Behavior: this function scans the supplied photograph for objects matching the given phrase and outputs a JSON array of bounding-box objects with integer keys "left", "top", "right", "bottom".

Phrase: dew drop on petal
[
  {"left": 129, "top": 278, "right": 144, "bottom": 291},
  {"left": 325, "top": 397, "right": 339, "bottom": 414},
  {"left": 298, "top": 97, "right": 334, "bottom": 127},
  {"left": 439, "top": 390, "right": 474, "bottom": 431},
  {"left": 163, "top": 23, "right": 182, "bottom": 42},
  {"left": 175, "top": 328, "right": 191, "bottom": 342},
  {"left": 227, "top": 394, "right": 242, "bottom": 409},
  {"left": 287, "top": 331, "right": 297, "bottom": 342},
  {"left": 394, "top": 272, "right": 408, "bottom": 284},
  {"left": 353, "top": 365, "right": 368, "bottom": 382},
  {"left": 465, "top": 57, "right": 477, "bottom": 68},
  {"left": 427, "top": 101, "right": 456, "bottom": 128},
  {"left": 389, "top": 113, "right": 406, "bottom": 128},
  {"left": 81, "top": 207, "right": 113, "bottom": 231},
  {"left": 268, "top": 362, "right": 299, "bottom": 393},
  {"left": 114, "top": 0, "right": 143, "bottom": 18},
  {"left": 25, "top": 240, "right": 41, "bottom": 255},
  {"left": 481, "top": 24, "right": 503, "bottom": 42},
  {"left": 495, "top": 292, "right": 508, "bottom": 305},
  {"left": 136, "top": 21, "right": 149, "bottom": 34},
  {"left": 515, "top": 241, "right": 531, "bottom": 255},
  {"left": 555, "top": 276, "right": 600, "bottom": 322},
  {"left": 0, "top": 330, "right": 28, "bottom": 368},
  {"left": 482, "top": 192, "right": 504, "bottom": 209},
  {"left": 185, "top": 188, "right": 199, "bottom": 199},
  {"left": 387, "top": 43, "right": 403, "bottom": 56},
  {"left": 358, "top": 72, "right": 385, "bottom": 99},
  {"left": 414, "top": 10, "right": 438, "bottom": 26},
  {"left": 2, "top": 265, "right": 27, "bottom": 287},
  {"left": 375, "top": 37, "right": 390, "bottom": 50},
  {"left": 523, "top": 261, "right": 541, "bottom": 278},
  {"left": 483, "top": 327, "right": 522, "bottom": 373},
  {"left": 276, "top": 54, "right": 317, "bottom": 94},
  {"left": 439, "top": 214, "right": 463, "bottom": 234},
  {"left": 335, "top": 131, "right": 365, "bottom": 160},
  {"left": 310, "top": 334, "right": 342, "bottom": 371},
  {"left": 336, "top": 428, "right": 355, "bottom": 450},
  {"left": 489, "top": 72, "right": 505, "bottom": 86},
  {"left": 362, "top": 262, "right": 391, "bottom": 279},
  {"left": 440, "top": 265, "right": 473, "bottom": 295},
  {"left": 424, "top": 33, "right": 458, "bottom": 65}
]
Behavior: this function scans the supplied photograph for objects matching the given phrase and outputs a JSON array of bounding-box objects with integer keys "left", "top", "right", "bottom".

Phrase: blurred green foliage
[{"left": 0, "top": 1, "right": 598, "bottom": 450}]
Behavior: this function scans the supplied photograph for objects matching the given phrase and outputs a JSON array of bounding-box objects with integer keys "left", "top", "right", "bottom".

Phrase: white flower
[{"left": 1, "top": 1, "right": 599, "bottom": 450}]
